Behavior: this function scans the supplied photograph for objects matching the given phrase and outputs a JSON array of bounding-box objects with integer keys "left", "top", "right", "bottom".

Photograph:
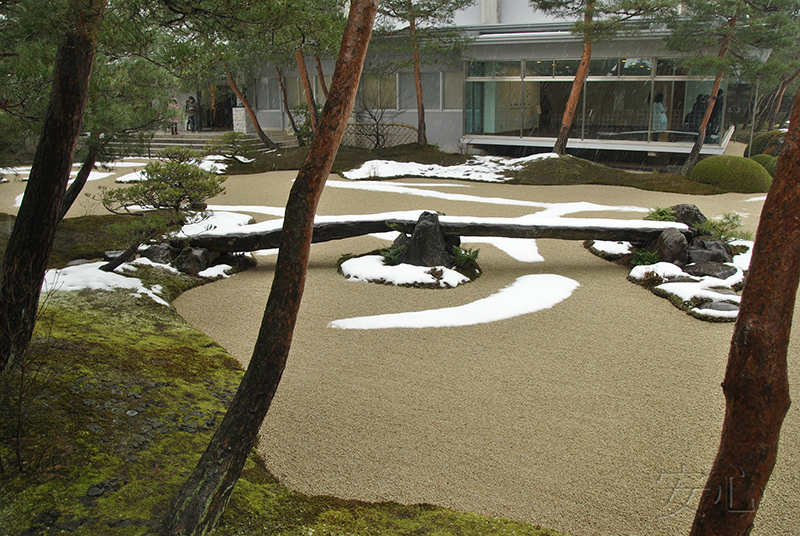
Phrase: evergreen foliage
[{"left": 689, "top": 155, "right": 772, "bottom": 193}]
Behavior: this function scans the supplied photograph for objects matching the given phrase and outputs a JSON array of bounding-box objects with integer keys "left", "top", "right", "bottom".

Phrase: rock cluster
[
  {"left": 105, "top": 240, "right": 253, "bottom": 276},
  {"left": 391, "top": 211, "right": 460, "bottom": 267},
  {"left": 636, "top": 204, "right": 746, "bottom": 321}
]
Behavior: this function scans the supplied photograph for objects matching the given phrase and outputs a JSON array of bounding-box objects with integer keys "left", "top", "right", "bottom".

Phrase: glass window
[
  {"left": 526, "top": 60, "right": 554, "bottom": 77},
  {"left": 399, "top": 72, "right": 440, "bottom": 110},
  {"left": 464, "top": 80, "right": 524, "bottom": 135},
  {"left": 584, "top": 80, "right": 653, "bottom": 141},
  {"left": 524, "top": 81, "right": 571, "bottom": 137},
  {"left": 443, "top": 71, "right": 463, "bottom": 110},
  {"left": 554, "top": 59, "right": 580, "bottom": 77},
  {"left": 361, "top": 74, "right": 396, "bottom": 110},
  {"left": 493, "top": 61, "right": 521, "bottom": 77},
  {"left": 620, "top": 58, "right": 653, "bottom": 76},
  {"left": 255, "top": 78, "right": 281, "bottom": 110},
  {"left": 588, "top": 59, "right": 619, "bottom": 77},
  {"left": 285, "top": 77, "right": 300, "bottom": 108},
  {"left": 656, "top": 58, "right": 689, "bottom": 76},
  {"left": 468, "top": 61, "right": 491, "bottom": 77}
]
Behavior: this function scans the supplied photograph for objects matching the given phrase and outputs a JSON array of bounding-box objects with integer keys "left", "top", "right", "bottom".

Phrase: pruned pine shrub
[
  {"left": 689, "top": 155, "right": 772, "bottom": 193},
  {"left": 749, "top": 153, "right": 778, "bottom": 177}
]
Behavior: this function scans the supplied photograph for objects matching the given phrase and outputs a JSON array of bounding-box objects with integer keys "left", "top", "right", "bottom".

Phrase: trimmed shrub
[
  {"left": 749, "top": 153, "right": 778, "bottom": 177},
  {"left": 689, "top": 155, "right": 772, "bottom": 193},
  {"left": 746, "top": 129, "right": 785, "bottom": 156}
]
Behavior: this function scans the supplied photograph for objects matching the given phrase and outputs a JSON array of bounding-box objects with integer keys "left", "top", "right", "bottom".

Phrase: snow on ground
[
  {"left": 342, "top": 153, "right": 558, "bottom": 182},
  {"left": 329, "top": 274, "right": 579, "bottom": 329},
  {"left": 339, "top": 255, "right": 469, "bottom": 288},
  {"left": 30, "top": 155, "right": 752, "bottom": 327},
  {"left": 628, "top": 242, "right": 752, "bottom": 320}
]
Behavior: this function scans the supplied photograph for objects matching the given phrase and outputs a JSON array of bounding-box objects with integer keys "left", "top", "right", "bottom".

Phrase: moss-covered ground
[{"left": 0, "top": 218, "right": 567, "bottom": 535}]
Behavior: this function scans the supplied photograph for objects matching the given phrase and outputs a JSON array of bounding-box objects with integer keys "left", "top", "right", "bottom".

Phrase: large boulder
[
  {"left": 141, "top": 243, "right": 179, "bottom": 265},
  {"left": 688, "top": 238, "right": 732, "bottom": 264},
  {"left": 174, "top": 247, "right": 218, "bottom": 275},
  {"left": 657, "top": 228, "right": 688, "bottom": 266},
  {"left": 401, "top": 212, "right": 453, "bottom": 267},
  {"left": 669, "top": 204, "right": 707, "bottom": 228}
]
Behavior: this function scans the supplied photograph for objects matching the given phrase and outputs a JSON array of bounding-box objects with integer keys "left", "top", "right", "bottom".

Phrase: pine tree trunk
[
  {"left": 681, "top": 16, "right": 736, "bottom": 176},
  {"left": 221, "top": 62, "right": 278, "bottom": 150},
  {"left": 296, "top": 48, "right": 319, "bottom": 131},
  {"left": 155, "top": 2, "right": 378, "bottom": 534},
  {"left": 553, "top": 2, "right": 594, "bottom": 156},
  {"left": 0, "top": 4, "right": 104, "bottom": 371},
  {"left": 275, "top": 66, "right": 300, "bottom": 136},
  {"left": 59, "top": 143, "right": 99, "bottom": 222},
  {"left": 689, "top": 85, "right": 800, "bottom": 536},
  {"left": 408, "top": 5, "right": 427, "bottom": 145},
  {"left": 315, "top": 55, "right": 329, "bottom": 99}
]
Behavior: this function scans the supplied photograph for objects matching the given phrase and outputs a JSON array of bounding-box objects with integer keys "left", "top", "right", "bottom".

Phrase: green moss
[
  {"left": 746, "top": 129, "right": 785, "bottom": 156},
  {"left": 689, "top": 155, "right": 772, "bottom": 193},
  {"left": 511, "top": 155, "right": 722, "bottom": 194},
  {"left": 1, "top": 265, "right": 569, "bottom": 536},
  {"left": 749, "top": 153, "right": 778, "bottom": 177}
]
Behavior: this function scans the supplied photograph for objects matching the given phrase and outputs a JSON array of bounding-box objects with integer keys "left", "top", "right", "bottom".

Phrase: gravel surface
[{"left": 5, "top": 162, "right": 796, "bottom": 536}]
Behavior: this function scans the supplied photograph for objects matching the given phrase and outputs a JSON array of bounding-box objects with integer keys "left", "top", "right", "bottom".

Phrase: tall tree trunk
[
  {"left": 770, "top": 69, "right": 800, "bottom": 129},
  {"left": 553, "top": 1, "right": 594, "bottom": 156},
  {"left": 155, "top": 1, "right": 378, "bottom": 534},
  {"left": 58, "top": 143, "right": 100, "bottom": 222},
  {"left": 315, "top": 55, "right": 329, "bottom": 99},
  {"left": 689, "top": 85, "right": 800, "bottom": 536},
  {"left": 275, "top": 66, "right": 300, "bottom": 136},
  {"left": 220, "top": 61, "right": 278, "bottom": 150},
  {"left": 408, "top": 7, "right": 427, "bottom": 145},
  {"left": 0, "top": 2, "right": 104, "bottom": 371},
  {"left": 681, "top": 16, "right": 737, "bottom": 176},
  {"left": 296, "top": 48, "right": 319, "bottom": 131}
]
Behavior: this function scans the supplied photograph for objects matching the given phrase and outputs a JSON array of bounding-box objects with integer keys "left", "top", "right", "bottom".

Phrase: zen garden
[{"left": 2, "top": 1, "right": 800, "bottom": 536}]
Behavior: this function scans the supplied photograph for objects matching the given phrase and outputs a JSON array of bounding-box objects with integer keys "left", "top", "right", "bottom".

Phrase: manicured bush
[
  {"left": 749, "top": 153, "right": 778, "bottom": 177},
  {"left": 746, "top": 129, "right": 785, "bottom": 156},
  {"left": 689, "top": 155, "right": 772, "bottom": 193}
]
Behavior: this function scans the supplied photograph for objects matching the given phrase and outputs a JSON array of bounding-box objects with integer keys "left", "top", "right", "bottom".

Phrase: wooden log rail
[{"left": 182, "top": 218, "right": 690, "bottom": 253}]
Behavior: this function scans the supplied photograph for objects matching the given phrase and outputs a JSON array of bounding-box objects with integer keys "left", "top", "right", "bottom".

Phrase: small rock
[
  {"left": 126, "top": 410, "right": 138, "bottom": 417},
  {"left": 670, "top": 204, "right": 708, "bottom": 227},
  {"left": 698, "top": 302, "right": 739, "bottom": 312},
  {"left": 684, "top": 261, "right": 738, "bottom": 280},
  {"left": 86, "top": 485, "right": 105, "bottom": 497}
]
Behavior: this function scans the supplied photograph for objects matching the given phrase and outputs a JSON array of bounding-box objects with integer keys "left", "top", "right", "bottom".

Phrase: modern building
[{"left": 235, "top": 0, "right": 742, "bottom": 156}]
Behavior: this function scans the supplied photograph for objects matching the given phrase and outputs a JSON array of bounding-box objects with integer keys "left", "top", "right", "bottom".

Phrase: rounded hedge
[
  {"left": 690, "top": 155, "right": 772, "bottom": 193},
  {"left": 746, "top": 129, "right": 785, "bottom": 156},
  {"left": 749, "top": 153, "right": 778, "bottom": 177}
]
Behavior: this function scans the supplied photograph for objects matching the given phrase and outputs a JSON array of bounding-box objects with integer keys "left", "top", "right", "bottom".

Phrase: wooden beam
[{"left": 184, "top": 218, "right": 689, "bottom": 253}]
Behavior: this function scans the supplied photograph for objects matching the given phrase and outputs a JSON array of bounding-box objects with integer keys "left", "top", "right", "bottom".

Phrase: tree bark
[
  {"left": 221, "top": 61, "right": 278, "bottom": 150},
  {"left": 553, "top": 1, "right": 594, "bottom": 156},
  {"left": 0, "top": 2, "right": 104, "bottom": 371},
  {"left": 155, "top": 1, "right": 378, "bottom": 534},
  {"left": 770, "top": 69, "right": 800, "bottom": 129},
  {"left": 275, "top": 65, "right": 300, "bottom": 136},
  {"left": 689, "top": 85, "right": 800, "bottom": 536},
  {"left": 296, "top": 48, "right": 319, "bottom": 131},
  {"left": 408, "top": 4, "right": 427, "bottom": 145},
  {"left": 315, "top": 55, "right": 329, "bottom": 99},
  {"left": 681, "top": 16, "right": 737, "bottom": 176},
  {"left": 59, "top": 143, "right": 100, "bottom": 222}
]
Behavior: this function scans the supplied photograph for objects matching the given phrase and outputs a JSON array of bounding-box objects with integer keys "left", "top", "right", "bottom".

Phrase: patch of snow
[
  {"left": 341, "top": 153, "right": 558, "bottom": 182},
  {"left": 329, "top": 274, "right": 579, "bottom": 329},
  {"left": 629, "top": 262, "right": 686, "bottom": 280},
  {"left": 198, "top": 264, "right": 233, "bottom": 278},
  {"left": 592, "top": 241, "right": 632, "bottom": 256},
  {"left": 340, "top": 256, "right": 469, "bottom": 288},
  {"left": 43, "top": 261, "right": 169, "bottom": 306}
]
